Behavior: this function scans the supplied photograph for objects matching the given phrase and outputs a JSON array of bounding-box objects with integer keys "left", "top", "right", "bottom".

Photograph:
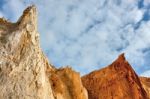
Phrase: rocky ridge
[
  {"left": 82, "top": 54, "right": 149, "bottom": 99},
  {"left": 0, "top": 5, "right": 150, "bottom": 99},
  {"left": 0, "top": 6, "right": 87, "bottom": 99}
]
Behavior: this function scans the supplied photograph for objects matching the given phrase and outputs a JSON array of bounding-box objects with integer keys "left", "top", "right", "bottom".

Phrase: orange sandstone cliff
[
  {"left": 140, "top": 77, "right": 150, "bottom": 98},
  {"left": 82, "top": 54, "right": 149, "bottom": 99}
]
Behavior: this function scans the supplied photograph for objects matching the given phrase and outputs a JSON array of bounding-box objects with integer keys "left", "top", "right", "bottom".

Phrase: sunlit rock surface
[
  {"left": 0, "top": 6, "right": 87, "bottom": 99},
  {"left": 82, "top": 54, "right": 149, "bottom": 99},
  {"left": 0, "top": 5, "right": 150, "bottom": 99}
]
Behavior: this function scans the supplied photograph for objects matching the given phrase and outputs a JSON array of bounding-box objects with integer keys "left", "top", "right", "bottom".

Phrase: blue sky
[{"left": 0, "top": 0, "right": 150, "bottom": 76}]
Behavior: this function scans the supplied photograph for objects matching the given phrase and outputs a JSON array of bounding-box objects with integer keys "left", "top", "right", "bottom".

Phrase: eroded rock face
[
  {"left": 0, "top": 6, "right": 87, "bottom": 99},
  {"left": 140, "top": 77, "right": 150, "bottom": 98},
  {"left": 82, "top": 54, "right": 148, "bottom": 99},
  {"left": 47, "top": 67, "right": 88, "bottom": 99},
  {"left": 1, "top": 5, "right": 150, "bottom": 99},
  {"left": 0, "top": 6, "right": 55, "bottom": 99}
]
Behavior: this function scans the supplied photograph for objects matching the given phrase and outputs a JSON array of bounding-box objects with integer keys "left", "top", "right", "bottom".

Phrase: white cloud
[
  {"left": 0, "top": 11, "right": 3, "bottom": 17},
  {"left": 144, "top": 0, "right": 150, "bottom": 7},
  {"left": 141, "top": 70, "right": 150, "bottom": 77},
  {"left": 0, "top": 0, "right": 150, "bottom": 75}
]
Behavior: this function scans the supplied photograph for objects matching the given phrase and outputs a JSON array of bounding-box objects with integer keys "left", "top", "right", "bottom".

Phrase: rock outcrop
[
  {"left": 82, "top": 54, "right": 149, "bottom": 99},
  {"left": 140, "top": 77, "right": 150, "bottom": 98},
  {"left": 0, "top": 6, "right": 87, "bottom": 99},
  {"left": 1, "top": 5, "right": 150, "bottom": 99},
  {"left": 47, "top": 67, "right": 88, "bottom": 99}
]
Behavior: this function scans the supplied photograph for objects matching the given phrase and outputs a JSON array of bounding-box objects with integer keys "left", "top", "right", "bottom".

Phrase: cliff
[
  {"left": 82, "top": 54, "right": 149, "bottom": 99},
  {"left": 140, "top": 77, "right": 150, "bottom": 98},
  {"left": 0, "top": 6, "right": 87, "bottom": 99},
  {"left": 0, "top": 5, "right": 150, "bottom": 99}
]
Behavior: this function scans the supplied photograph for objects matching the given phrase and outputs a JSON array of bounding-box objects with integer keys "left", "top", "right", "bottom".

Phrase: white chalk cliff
[{"left": 0, "top": 6, "right": 88, "bottom": 99}]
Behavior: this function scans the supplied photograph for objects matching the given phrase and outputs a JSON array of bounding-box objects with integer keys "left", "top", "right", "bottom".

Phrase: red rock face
[
  {"left": 140, "top": 77, "right": 150, "bottom": 98},
  {"left": 82, "top": 54, "right": 148, "bottom": 99}
]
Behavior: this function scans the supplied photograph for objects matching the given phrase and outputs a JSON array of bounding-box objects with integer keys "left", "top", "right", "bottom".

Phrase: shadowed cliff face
[
  {"left": 82, "top": 54, "right": 149, "bottom": 99},
  {"left": 0, "top": 6, "right": 88, "bottom": 99},
  {"left": 140, "top": 77, "right": 150, "bottom": 98}
]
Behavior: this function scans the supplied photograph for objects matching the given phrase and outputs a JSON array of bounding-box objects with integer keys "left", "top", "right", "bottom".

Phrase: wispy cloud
[
  {"left": 141, "top": 70, "right": 150, "bottom": 77},
  {"left": 0, "top": 0, "right": 150, "bottom": 75}
]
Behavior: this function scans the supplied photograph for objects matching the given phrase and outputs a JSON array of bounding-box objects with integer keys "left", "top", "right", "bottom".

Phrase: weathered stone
[
  {"left": 2, "top": 5, "right": 150, "bottom": 99},
  {"left": 82, "top": 54, "right": 149, "bottom": 99},
  {"left": 48, "top": 67, "right": 88, "bottom": 99},
  {"left": 0, "top": 5, "right": 87, "bottom": 99}
]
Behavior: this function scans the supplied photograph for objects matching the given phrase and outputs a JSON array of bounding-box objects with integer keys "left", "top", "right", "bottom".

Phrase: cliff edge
[
  {"left": 82, "top": 54, "right": 149, "bottom": 99},
  {"left": 0, "top": 5, "right": 87, "bottom": 99}
]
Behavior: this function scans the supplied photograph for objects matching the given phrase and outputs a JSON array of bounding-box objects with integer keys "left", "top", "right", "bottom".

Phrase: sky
[{"left": 0, "top": 0, "right": 150, "bottom": 76}]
